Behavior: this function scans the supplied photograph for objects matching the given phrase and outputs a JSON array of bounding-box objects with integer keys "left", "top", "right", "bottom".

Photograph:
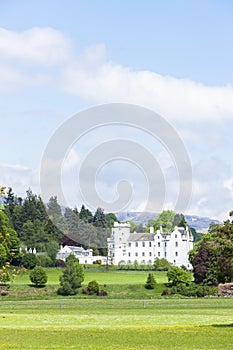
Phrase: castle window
[
  {"left": 175, "top": 242, "right": 178, "bottom": 247},
  {"left": 135, "top": 242, "right": 138, "bottom": 247},
  {"left": 164, "top": 242, "right": 167, "bottom": 247},
  {"left": 149, "top": 252, "right": 152, "bottom": 257},
  {"left": 175, "top": 252, "right": 178, "bottom": 256},
  {"left": 158, "top": 252, "right": 160, "bottom": 257},
  {"left": 135, "top": 252, "right": 138, "bottom": 257},
  {"left": 128, "top": 252, "right": 131, "bottom": 257},
  {"left": 175, "top": 234, "right": 177, "bottom": 238},
  {"left": 142, "top": 252, "right": 145, "bottom": 257},
  {"left": 142, "top": 242, "right": 145, "bottom": 247},
  {"left": 165, "top": 252, "right": 167, "bottom": 257},
  {"left": 149, "top": 242, "right": 152, "bottom": 247},
  {"left": 158, "top": 242, "right": 160, "bottom": 247},
  {"left": 128, "top": 242, "right": 131, "bottom": 247}
]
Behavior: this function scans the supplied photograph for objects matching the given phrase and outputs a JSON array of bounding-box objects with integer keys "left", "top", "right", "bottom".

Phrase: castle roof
[{"left": 128, "top": 233, "right": 154, "bottom": 241}]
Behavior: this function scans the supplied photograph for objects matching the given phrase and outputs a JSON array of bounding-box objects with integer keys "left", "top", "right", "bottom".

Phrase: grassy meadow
[
  {"left": 0, "top": 269, "right": 233, "bottom": 349},
  {"left": 0, "top": 298, "right": 232, "bottom": 349}
]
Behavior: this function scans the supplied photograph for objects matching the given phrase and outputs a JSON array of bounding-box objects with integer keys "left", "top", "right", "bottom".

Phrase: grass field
[
  {"left": 1, "top": 269, "right": 233, "bottom": 349},
  {"left": 13, "top": 268, "right": 168, "bottom": 285},
  {"left": 3, "top": 269, "right": 167, "bottom": 300},
  {"left": 0, "top": 298, "right": 232, "bottom": 349}
]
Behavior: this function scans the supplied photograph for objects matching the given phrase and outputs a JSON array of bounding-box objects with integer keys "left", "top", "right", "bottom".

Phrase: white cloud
[
  {"left": 0, "top": 163, "right": 39, "bottom": 197},
  {"left": 1, "top": 27, "right": 233, "bottom": 123},
  {"left": 61, "top": 47, "right": 233, "bottom": 122},
  {"left": 0, "top": 27, "right": 72, "bottom": 66}
]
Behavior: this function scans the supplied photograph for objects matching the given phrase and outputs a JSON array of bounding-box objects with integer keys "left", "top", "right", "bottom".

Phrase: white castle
[{"left": 107, "top": 222, "right": 193, "bottom": 268}]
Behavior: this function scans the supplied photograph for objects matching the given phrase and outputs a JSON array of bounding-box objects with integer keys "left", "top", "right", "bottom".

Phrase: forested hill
[{"left": 116, "top": 212, "right": 222, "bottom": 231}]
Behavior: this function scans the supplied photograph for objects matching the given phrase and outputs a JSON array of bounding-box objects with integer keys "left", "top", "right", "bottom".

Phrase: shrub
[
  {"left": 37, "top": 254, "right": 53, "bottom": 267},
  {"left": 145, "top": 273, "right": 156, "bottom": 289},
  {"left": 98, "top": 289, "right": 108, "bottom": 296},
  {"left": 153, "top": 258, "right": 172, "bottom": 271},
  {"left": 161, "top": 283, "right": 218, "bottom": 297},
  {"left": 82, "top": 287, "right": 93, "bottom": 295},
  {"left": 161, "top": 288, "right": 171, "bottom": 296},
  {"left": 87, "top": 280, "right": 100, "bottom": 294},
  {"left": 21, "top": 253, "right": 39, "bottom": 269},
  {"left": 29, "top": 266, "right": 47, "bottom": 287},
  {"left": 57, "top": 254, "right": 84, "bottom": 296},
  {"left": 55, "top": 259, "right": 66, "bottom": 268},
  {"left": 167, "top": 266, "right": 192, "bottom": 287},
  {"left": 178, "top": 284, "right": 218, "bottom": 297}
]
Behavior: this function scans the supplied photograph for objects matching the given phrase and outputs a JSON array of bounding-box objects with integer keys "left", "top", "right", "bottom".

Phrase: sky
[{"left": 1, "top": 0, "right": 233, "bottom": 220}]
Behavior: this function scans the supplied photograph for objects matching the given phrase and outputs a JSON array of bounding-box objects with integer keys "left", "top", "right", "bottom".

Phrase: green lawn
[
  {"left": 6, "top": 269, "right": 167, "bottom": 300},
  {"left": 14, "top": 268, "right": 168, "bottom": 285},
  {"left": 0, "top": 298, "right": 232, "bottom": 349},
  {"left": 1, "top": 269, "right": 232, "bottom": 349}
]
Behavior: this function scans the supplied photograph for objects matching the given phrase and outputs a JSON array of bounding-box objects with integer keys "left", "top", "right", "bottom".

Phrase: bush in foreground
[
  {"left": 82, "top": 280, "right": 108, "bottom": 296},
  {"left": 87, "top": 280, "right": 100, "bottom": 294},
  {"left": 161, "top": 283, "right": 218, "bottom": 297},
  {"left": 57, "top": 254, "right": 84, "bottom": 296},
  {"left": 145, "top": 273, "right": 156, "bottom": 289},
  {"left": 29, "top": 266, "right": 47, "bottom": 287}
]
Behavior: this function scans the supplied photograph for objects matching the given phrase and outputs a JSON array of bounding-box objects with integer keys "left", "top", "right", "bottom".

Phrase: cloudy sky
[{"left": 1, "top": 0, "right": 233, "bottom": 220}]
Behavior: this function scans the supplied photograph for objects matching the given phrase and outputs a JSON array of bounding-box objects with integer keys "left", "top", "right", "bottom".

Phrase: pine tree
[
  {"left": 79, "top": 205, "right": 93, "bottom": 223},
  {"left": 93, "top": 208, "right": 106, "bottom": 227},
  {"left": 47, "top": 196, "right": 62, "bottom": 218},
  {"left": 58, "top": 254, "right": 84, "bottom": 295},
  {"left": 145, "top": 273, "right": 157, "bottom": 289}
]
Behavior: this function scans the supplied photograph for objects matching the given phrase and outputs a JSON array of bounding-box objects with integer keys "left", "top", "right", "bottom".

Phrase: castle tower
[{"left": 107, "top": 222, "right": 131, "bottom": 265}]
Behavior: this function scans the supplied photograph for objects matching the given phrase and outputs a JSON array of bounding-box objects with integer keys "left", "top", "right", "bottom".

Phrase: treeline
[{"left": 2, "top": 187, "right": 118, "bottom": 267}]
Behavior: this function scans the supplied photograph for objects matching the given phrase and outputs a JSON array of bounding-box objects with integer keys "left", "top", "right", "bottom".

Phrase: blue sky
[{"left": 1, "top": 0, "right": 233, "bottom": 220}]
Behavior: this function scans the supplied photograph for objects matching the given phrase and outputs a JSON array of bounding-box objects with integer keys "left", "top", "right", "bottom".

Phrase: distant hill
[{"left": 116, "top": 212, "right": 222, "bottom": 231}]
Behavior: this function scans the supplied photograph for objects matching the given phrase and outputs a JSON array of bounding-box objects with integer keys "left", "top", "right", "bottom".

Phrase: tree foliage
[
  {"left": 93, "top": 208, "right": 106, "bottom": 228},
  {"left": 190, "top": 212, "right": 233, "bottom": 286},
  {"left": 147, "top": 211, "right": 189, "bottom": 233},
  {"left": 87, "top": 280, "right": 100, "bottom": 294},
  {"left": 0, "top": 210, "right": 20, "bottom": 267},
  {"left": 58, "top": 254, "right": 84, "bottom": 295},
  {"left": 29, "top": 266, "right": 47, "bottom": 287},
  {"left": 167, "top": 266, "right": 192, "bottom": 287},
  {"left": 153, "top": 258, "right": 172, "bottom": 271},
  {"left": 2, "top": 187, "right": 117, "bottom": 263},
  {"left": 21, "top": 253, "right": 39, "bottom": 269},
  {"left": 145, "top": 273, "right": 156, "bottom": 289}
]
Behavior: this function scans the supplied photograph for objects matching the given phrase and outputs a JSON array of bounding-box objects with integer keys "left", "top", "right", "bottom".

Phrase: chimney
[{"left": 150, "top": 226, "right": 154, "bottom": 234}]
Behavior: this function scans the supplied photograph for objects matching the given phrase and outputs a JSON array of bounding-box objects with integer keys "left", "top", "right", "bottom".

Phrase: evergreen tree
[
  {"left": 145, "top": 273, "right": 157, "bottom": 289},
  {"left": 79, "top": 205, "right": 93, "bottom": 223},
  {"left": 47, "top": 196, "right": 62, "bottom": 218},
  {"left": 93, "top": 208, "right": 106, "bottom": 227},
  {"left": 172, "top": 213, "right": 187, "bottom": 228},
  {"left": 58, "top": 254, "right": 84, "bottom": 295},
  {"left": 4, "top": 187, "right": 15, "bottom": 216}
]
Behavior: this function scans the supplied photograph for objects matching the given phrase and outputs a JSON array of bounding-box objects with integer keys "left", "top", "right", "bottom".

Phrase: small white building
[
  {"left": 56, "top": 245, "right": 107, "bottom": 265},
  {"left": 107, "top": 222, "right": 193, "bottom": 268}
]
